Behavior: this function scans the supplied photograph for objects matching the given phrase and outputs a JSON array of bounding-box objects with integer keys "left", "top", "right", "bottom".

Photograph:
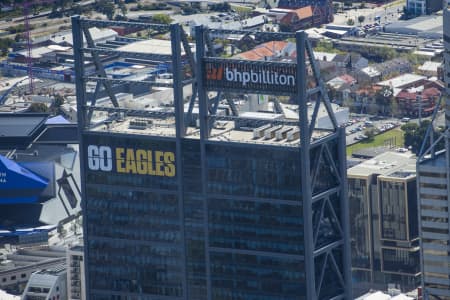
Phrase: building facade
[
  {"left": 21, "top": 264, "right": 67, "bottom": 300},
  {"left": 348, "top": 152, "right": 420, "bottom": 296},
  {"left": 73, "top": 19, "right": 351, "bottom": 300},
  {"left": 406, "top": 0, "right": 444, "bottom": 15},
  {"left": 67, "top": 246, "right": 85, "bottom": 300},
  {"left": 417, "top": 5, "right": 450, "bottom": 300}
]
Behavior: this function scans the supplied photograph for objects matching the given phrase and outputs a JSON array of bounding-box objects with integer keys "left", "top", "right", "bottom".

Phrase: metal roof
[{"left": 0, "top": 114, "right": 47, "bottom": 137}]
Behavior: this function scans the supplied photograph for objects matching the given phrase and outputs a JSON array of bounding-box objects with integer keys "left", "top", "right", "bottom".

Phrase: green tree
[
  {"left": 347, "top": 18, "right": 355, "bottom": 26},
  {"left": 152, "top": 14, "right": 172, "bottom": 24},
  {"left": 358, "top": 15, "right": 365, "bottom": 26},
  {"left": 364, "top": 128, "right": 376, "bottom": 142},
  {"left": 401, "top": 120, "right": 433, "bottom": 155},
  {"left": 0, "top": 37, "right": 13, "bottom": 56},
  {"left": 51, "top": 94, "right": 65, "bottom": 114},
  {"left": 333, "top": 3, "right": 341, "bottom": 13},
  {"left": 375, "top": 86, "right": 394, "bottom": 115},
  {"left": 103, "top": 1, "right": 115, "bottom": 20},
  {"left": 118, "top": 0, "right": 127, "bottom": 17},
  {"left": 389, "top": 98, "right": 399, "bottom": 117},
  {"left": 28, "top": 102, "right": 49, "bottom": 113}
]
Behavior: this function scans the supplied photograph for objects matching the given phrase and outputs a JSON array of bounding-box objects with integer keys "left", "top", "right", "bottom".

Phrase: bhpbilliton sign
[{"left": 204, "top": 58, "right": 297, "bottom": 95}]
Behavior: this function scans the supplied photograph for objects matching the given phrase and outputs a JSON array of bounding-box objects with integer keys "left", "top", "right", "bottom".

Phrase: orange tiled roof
[
  {"left": 281, "top": 6, "right": 313, "bottom": 24},
  {"left": 294, "top": 6, "right": 313, "bottom": 19},
  {"left": 236, "top": 41, "right": 289, "bottom": 61}
]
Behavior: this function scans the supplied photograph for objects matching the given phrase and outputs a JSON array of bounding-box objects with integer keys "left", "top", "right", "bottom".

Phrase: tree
[
  {"left": 333, "top": 3, "right": 341, "bottom": 13},
  {"left": 0, "top": 37, "right": 13, "bottom": 56},
  {"left": 401, "top": 120, "right": 436, "bottom": 155},
  {"left": 358, "top": 15, "right": 365, "bottom": 26},
  {"left": 118, "top": 0, "right": 127, "bottom": 17},
  {"left": 364, "top": 128, "right": 376, "bottom": 142},
  {"left": 152, "top": 14, "right": 172, "bottom": 24},
  {"left": 389, "top": 98, "right": 399, "bottom": 117},
  {"left": 51, "top": 94, "right": 65, "bottom": 114},
  {"left": 28, "top": 102, "right": 49, "bottom": 113},
  {"left": 57, "top": 222, "right": 67, "bottom": 239},
  {"left": 103, "top": 1, "right": 115, "bottom": 20},
  {"left": 375, "top": 86, "right": 393, "bottom": 115},
  {"left": 347, "top": 18, "right": 355, "bottom": 26}
]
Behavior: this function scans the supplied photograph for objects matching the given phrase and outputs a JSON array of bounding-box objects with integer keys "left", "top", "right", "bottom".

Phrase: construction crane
[
  {"left": 22, "top": 0, "right": 57, "bottom": 94},
  {"left": 23, "top": 1, "right": 34, "bottom": 93}
]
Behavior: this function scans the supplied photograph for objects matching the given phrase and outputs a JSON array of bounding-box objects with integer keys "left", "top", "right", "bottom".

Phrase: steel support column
[
  {"left": 338, "top": 126, "right": 353, "bottom": 299},
  {"left": 71, "top": 15, "right": 91, "bottom": 300},
  {"left": 170, "top": 23, "right": 188, "bottom": 299},
  {"left": 195, "top": 25, "right": 212, "bottom": 300},
  {"left": 296, "top": 30, "right": 316, "bottom": 300}
]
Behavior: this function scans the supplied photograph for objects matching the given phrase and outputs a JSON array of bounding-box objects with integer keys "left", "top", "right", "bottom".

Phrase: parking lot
[{"left": 345, "top": 115, "right": 400, "bottom": 145}]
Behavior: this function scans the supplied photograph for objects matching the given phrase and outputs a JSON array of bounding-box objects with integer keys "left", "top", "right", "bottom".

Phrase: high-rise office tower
[
  {"left": 73, "top": 18, "right": 351, "bottom": 300},
  {"left": 417, "top": 4, "right": 450, "bottom": 300}
]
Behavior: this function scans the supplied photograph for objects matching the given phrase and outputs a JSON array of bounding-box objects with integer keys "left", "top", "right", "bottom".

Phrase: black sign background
[{"left": 203, "top": 58, "right": 298, "bottom": 95}]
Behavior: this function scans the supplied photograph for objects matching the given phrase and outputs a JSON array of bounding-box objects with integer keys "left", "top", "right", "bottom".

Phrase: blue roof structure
[
  {"left": 45, "top": 115, "right": 70, "bottom": 125},
  {"left": 0, "top": 155, "right": 49, "bottom": 204}
]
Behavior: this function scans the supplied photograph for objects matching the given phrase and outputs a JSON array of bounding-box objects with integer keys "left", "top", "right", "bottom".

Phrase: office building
[
  {"left": 417, "top": 5, "right": 450, "bottom": 300},
  {"left": 348, "top": 151, "right": 420, "bottom": 296},
  {"left": 66, "top": 246, "right": 85, "bottom": 300},
  {"left": 73, "top": 18, "right": 351, "bottom": 299}
]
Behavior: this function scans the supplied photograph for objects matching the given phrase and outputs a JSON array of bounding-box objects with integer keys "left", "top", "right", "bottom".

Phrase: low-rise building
[
  {"left": 0, "top": 246, "right": 66, "bottom": 294},
  {"left": 278, "top": 0, "right": 333, "bottom": 24},
  {"left": 395, "top": 86, "right": 441, "bottom": 117},
  {"left": 418, "top": 61, "right": 443, "bottom": 77},
  {"left": 21, "top": 264, "right": 67, "bottom": 300},
  {"left": 279, "top": 6, "right": 317, "bottom": 31}
]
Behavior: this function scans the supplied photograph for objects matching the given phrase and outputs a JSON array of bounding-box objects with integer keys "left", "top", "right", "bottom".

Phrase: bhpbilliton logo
[{"left": 206, "top": 63, "right": 295, "bottom": 87}]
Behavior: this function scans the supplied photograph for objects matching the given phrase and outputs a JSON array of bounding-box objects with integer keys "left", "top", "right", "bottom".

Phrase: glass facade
[
  {"left": 349, "top": 168, "right": 420, "bottom": 295},
  {"left": 348, "top": 177, "right": 371, "bottom": 270},
  {"left": 419, "top": 156, "right": 450, "bottom": 300},
  {"left": 82, "top": 133, "right": 346, "bottom": 300}
]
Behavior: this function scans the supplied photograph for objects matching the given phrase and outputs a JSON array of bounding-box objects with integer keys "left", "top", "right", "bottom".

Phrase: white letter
[
  {"left": 225, "top": 67, "right": 234, "bottom": 81},
  {"left": 87, "top": 145, "right": 99, "bottom": 170},
  {"left": 251, "top": 70, "right": 259, "bottom": 83},
  {"left": 287, "top": 75, "right": 295, "bottom": 86},
  {"left": 242, "top": 71, "right": 250, "bottom": 86},
  {"left": 99, "top": 146, "right": 112, "bottom": 171}
]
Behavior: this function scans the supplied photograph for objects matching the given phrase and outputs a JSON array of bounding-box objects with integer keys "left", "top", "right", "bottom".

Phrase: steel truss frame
[
  {"left": 73, "top": 16, "right": 352, "bottom": 300},
  {"left": 195, "top": 25, "right": 352, "bottom": 300}
]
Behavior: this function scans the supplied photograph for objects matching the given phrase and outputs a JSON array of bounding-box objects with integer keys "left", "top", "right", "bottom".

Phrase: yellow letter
[
  {"left": 116, "top": 148, "right": 125, "bottom": 173},
  {"left": 136, "top": 149, "right": 147, "bottom": 175},
  {"left": 164, "top": 152, "right": 176, "bottom": 177},
  {"left": 155, "top": 151, "right": 165, "bottom": 176},
  {"left": 147, "top": 150, "right": 156, "bottom": 175},
  {"left": 126, "top": 149, "right": 137, "bottom": 174}
]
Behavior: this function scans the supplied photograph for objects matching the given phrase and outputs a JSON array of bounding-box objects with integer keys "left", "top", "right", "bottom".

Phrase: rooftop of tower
[{"left": 86, "top": 92, "right": 348, "bottom": 146}]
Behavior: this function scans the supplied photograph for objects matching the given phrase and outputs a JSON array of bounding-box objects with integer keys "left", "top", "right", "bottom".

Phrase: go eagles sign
[
  {"left": 87, "top": 145, "right": 175, "bottom": 177},
  {"left": 204, "top": 58, "right": 297, "bottom": 95}
]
